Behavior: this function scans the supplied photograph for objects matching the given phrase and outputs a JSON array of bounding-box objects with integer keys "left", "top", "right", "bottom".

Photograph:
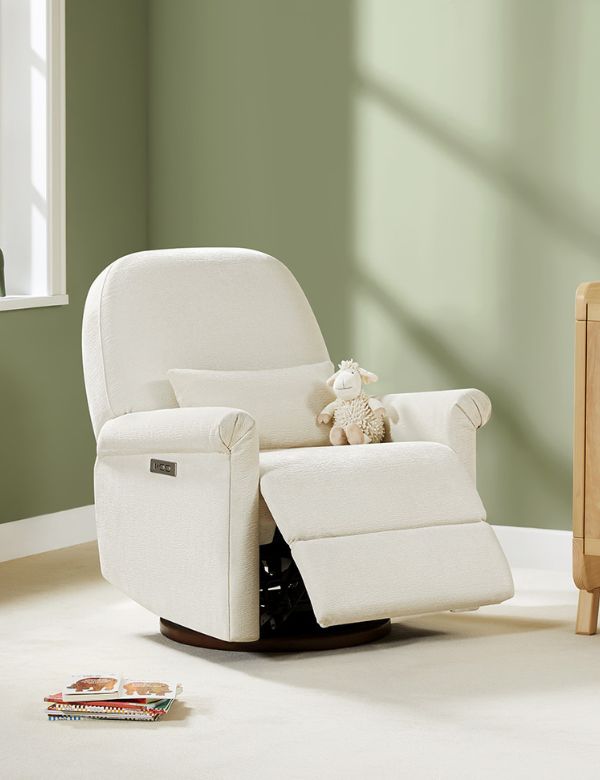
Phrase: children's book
[
  {"left": 119, "top": 679, "right": 181, "bottom": 701},
  {"left": 49, "top": 675, "right": 182, "bottom": 719},
  {"left": 61, "top": 674, "right": 122, "bottom": 702},
  {"left": 48, "top": 709, "right": 156, "bottom": 721},
  {"left": 45, "top": 694, "right": 164, "bottom": 712},
  {"left": 60, "top": 676, "right": 181, "bottom": 703},
  {"left": 46, "top": 699, "right": 175, "bottom": 722}
]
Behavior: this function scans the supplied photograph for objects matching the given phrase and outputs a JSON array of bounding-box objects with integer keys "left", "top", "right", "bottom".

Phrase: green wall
[
  {"left": 346, "top": 0, "right": 600, "bottom": 531},
  {"left": 3, "top": 0, "right": 599, "bottom": 531},
  {"left": 148, "top": 0, "right": 352, "bottom": 358},
  {"left": 0, "top": 0, "right": 148, "bottom": 523},
  {"left": 148, "top": 0, "right": 600, "bottom": 531}
]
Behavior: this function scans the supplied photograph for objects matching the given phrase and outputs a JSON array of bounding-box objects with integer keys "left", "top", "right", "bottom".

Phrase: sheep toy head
[
  {"left": 318, "top": 359, "right": 386, "bottom": 445},
  {"left": 326, "top": 359, "right": 378, "bottom": 401}
]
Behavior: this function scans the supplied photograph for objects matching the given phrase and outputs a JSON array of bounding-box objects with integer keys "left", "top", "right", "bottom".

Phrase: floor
[{"left": 0, "top": 542, "right": 598, "bottom": 780}]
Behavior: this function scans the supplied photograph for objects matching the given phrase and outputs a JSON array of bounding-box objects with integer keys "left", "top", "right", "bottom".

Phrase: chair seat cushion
[
  {"left": 260, "top": 441, "right": 485, "bottom": 543},
  {"left": 259, "top": 442, "right": 513, "bottom": 626}
]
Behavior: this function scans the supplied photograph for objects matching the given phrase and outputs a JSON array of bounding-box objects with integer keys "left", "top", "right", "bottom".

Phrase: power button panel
[{"left": 150, "top": 458, "right": 177, "bottom": 477}]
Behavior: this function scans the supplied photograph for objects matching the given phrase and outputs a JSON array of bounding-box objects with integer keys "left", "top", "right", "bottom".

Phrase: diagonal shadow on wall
[
  {"left": 353, "top": 266, "right": 571, "bottom": 504},
  {"left": 354, "top": 69, "right": 600, "bottom": 260}
]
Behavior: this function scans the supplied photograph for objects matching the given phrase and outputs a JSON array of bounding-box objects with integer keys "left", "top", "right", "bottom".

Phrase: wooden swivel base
[{"left": 160, "top": 617, "right": 391, "bottom": 652}]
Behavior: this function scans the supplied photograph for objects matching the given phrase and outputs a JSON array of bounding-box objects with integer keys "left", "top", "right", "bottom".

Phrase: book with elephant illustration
[{"left": 61, "top": 674, "right": 181, "bottom": 702}]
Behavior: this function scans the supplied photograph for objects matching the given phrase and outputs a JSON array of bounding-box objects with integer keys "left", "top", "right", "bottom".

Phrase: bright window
[{"left": 0, "top": 0, "right": 66, "bottom": 312}]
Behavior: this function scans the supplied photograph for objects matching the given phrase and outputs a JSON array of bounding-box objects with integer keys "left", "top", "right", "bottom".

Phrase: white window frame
[{"left": 0, "top": 0, "right": 66, "bottom": 312}]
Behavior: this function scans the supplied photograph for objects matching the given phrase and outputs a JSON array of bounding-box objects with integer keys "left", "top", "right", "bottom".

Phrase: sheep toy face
[{"left": 327, "top": 359, "right": 378, "bottom": 401}]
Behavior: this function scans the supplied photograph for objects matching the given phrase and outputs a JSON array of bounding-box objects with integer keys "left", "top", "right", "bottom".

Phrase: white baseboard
[
  {"left": 0, "top": 507, "right": 572, "bottom": 572},
  {"left": 492, "top": 524, "right": 571, "bottom": 574},
  {"left": 0, "top": 505, "right": 96, "bottom": 563}
]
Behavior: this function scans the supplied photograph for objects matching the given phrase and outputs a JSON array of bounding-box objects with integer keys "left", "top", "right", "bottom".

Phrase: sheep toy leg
[
  {"left": 346, "top": 423, "right": 366, "bottom": 445},
  {"left": 330, "top": 426, "right": 348, "bottom": 446}
]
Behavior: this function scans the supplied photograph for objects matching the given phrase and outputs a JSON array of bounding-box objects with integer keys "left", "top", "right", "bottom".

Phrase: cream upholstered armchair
[{"left": 82, "top": 248, "right": 513, "bottom": 651}]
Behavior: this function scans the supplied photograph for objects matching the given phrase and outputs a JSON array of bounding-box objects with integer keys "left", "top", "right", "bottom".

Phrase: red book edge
[{"left": 44, "top": 693, "right": 158, "bottom": 711}]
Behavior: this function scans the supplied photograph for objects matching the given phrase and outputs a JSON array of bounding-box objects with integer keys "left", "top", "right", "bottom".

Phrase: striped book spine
[{"left": 49, "top": 714, "right": 82, "bottom": 721}]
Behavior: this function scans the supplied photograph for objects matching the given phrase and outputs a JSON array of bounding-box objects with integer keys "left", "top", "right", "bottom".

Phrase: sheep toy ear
[
  {"left": 359, "top": 368, "right": 378, "bottom": 384},
  {"left": 326, "top": 370, "right": 340, "bottom": 387}
]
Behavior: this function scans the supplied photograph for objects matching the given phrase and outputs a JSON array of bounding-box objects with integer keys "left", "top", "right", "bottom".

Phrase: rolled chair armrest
[
  {"left": 97, "top": 406, "right": 256, "bottom": 456},
  {"left": 377, "top": 389, "right": 491, "bottom": 481},
  {"left": 94, "top": 406, "right": 260, "bottom": 642}
]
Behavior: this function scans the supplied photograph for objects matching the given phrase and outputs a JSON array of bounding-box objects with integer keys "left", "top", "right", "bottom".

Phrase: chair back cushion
[
  {"left": 83, "top": 248, "right": 330, "bottom": 437},
  {"left": 168, "top": 362, "right": 334, "bottom": 450}
]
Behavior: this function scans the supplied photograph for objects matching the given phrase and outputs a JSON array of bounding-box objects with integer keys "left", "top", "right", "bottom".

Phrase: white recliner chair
[{"left": 83, "top": 248, "right": 513, "bottom": 651}]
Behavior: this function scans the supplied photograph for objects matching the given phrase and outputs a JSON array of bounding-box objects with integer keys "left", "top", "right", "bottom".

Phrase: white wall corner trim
[
  {"left": 0, "top": 505, "right": 96, "bottom": 563},
  {"left": 0, "top": 508, "right": 572, "bottom": 572}
]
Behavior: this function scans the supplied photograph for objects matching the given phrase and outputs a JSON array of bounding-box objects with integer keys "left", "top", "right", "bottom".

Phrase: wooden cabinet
[{"left": 574, "top": 283, "right": 600, "bottom": 633}]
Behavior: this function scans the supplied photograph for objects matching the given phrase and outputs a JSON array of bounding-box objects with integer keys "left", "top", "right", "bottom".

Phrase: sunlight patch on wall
[{"left": 347, "top": 0, "right": 600, "bottom": 528}]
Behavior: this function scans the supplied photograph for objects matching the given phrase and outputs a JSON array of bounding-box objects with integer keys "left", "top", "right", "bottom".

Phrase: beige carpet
[{"left": 0, "top": 541, "right": 598, "bottom": 779}]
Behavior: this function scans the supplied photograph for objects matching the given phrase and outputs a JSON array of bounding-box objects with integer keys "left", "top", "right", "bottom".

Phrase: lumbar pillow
[{"left": 167, "top": 361, "right": 335, "bottom": 449}]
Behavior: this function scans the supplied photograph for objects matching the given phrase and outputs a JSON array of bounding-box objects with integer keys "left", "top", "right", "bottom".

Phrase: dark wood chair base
[{"left": 160, "top": 617, "right": 391, "bottom": 652}]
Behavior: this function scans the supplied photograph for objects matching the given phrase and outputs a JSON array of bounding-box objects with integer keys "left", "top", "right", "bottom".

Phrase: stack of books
[{"left": 44, "top": 674, "right": 182, "bottom": 722}]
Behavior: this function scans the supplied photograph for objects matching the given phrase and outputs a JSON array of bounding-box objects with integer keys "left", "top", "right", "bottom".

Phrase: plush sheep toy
[{"left": 317, "top": 359, "right": 386, "bottom": 445}]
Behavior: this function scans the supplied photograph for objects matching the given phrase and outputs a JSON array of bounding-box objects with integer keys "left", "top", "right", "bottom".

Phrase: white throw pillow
[{"left": 167, "top": 361, "right": 335, "bottom": 450}]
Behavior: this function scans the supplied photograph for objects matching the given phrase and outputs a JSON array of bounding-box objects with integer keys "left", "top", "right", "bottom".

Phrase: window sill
[{"left": 0, "top": 294, "right": 69, "bottom": 312}]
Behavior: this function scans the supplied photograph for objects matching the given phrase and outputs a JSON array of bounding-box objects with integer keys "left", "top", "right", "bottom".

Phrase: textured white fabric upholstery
[
  {"left": 168, "top": 361, "right": 334, "bottom": 450},
  {"left": 98, "top": 406, "right": 255, "bottom": 456},
  {"left": 83, "top": 248, "right": 329, "bottom": 437},
  {"left": 260, "top": 442, "right": 513, "bottom": 625},
  {"left": 293, "top": 522, "right": 514, "bottom": 626},
  {"left": 379, "top": 389, "right": 491, "bottom": 481},
  {"left": 83, "top": 247, "right": 513, "bottom": 640},
  {"left": 256, "top": 389, "right": 491, "bottom": 545},
  {"left": 260, "top": 442, "right": 485, "bottom": 542},
  {"left": 95, "top": 406, "right": 260, "bottom": 642}
]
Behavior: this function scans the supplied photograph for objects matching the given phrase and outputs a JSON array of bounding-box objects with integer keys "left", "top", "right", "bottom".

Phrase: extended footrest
[{"left": 260, "top": 442, "right": 514, "bottom": 627}]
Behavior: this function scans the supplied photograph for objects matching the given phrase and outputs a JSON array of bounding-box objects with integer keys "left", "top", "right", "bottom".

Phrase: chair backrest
[{"left": 82, "top": 248, "right": 330, "bottom": 437}]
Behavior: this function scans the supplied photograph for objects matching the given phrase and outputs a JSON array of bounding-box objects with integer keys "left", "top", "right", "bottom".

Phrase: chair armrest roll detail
[
  {"left": 378, "top": 389, "right": 491, "bottom": 481},
  {"left": 97, "top": 406, "right": 256, "bottom": 456}
]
